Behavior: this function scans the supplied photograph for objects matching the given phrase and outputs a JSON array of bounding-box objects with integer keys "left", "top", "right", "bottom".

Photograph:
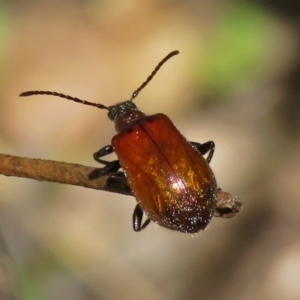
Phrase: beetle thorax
[{"left": 108, "top": 100, "right": 146, "bottom": 132}]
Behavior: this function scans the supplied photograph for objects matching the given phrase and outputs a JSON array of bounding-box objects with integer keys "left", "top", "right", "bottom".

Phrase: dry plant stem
[
  {"left": 0, "top": 153, "right": 242, "bottom": 217},
  {"left": 0, "top": 153, "right": 130, "bottom": 195}
]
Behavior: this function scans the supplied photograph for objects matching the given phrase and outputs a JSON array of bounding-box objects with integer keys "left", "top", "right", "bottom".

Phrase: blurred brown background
[{"left": 0, "top": 1, "right": 300, "bottom": 299}]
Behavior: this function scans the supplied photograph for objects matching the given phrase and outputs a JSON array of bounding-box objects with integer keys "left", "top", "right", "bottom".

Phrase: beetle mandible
[{"left": 20, "top": 50, "right": 241, "bottom": 233}]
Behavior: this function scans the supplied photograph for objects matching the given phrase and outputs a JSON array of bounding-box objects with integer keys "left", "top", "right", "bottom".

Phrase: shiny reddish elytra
[
  {"left": 113, "top": 114, "right": 217, "bottom": 232},
  {"left": 20, "top": 50, "right": 222, "bottom": 233}
]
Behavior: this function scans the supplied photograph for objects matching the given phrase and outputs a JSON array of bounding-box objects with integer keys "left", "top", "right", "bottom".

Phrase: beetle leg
[
  {"left": 89, "top": 160, "right": 121, "bottom": 180},
  {"left": 106, "top": 173, "right": 133, "bottom": 195},
  {"left": 190, "top": 141, "right": 215, "bottom": 164},
  {"left": 88, "top": 166, "right": 133, "bottom": 195},
  {"left": 93, "top": 145, "right": 114, "bottom": 165},
  {"left": 92, "top": 145, "right": 132, "bottom": 194},
  {"left": 133, "top": 204, "right": 151, "bottom": 231},
  {"left": 100, "top": 160, "right": 121, "bottom": 176}
]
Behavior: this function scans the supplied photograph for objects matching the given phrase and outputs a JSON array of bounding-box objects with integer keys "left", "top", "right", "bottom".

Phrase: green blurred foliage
[
  {"left": 21, "top": 271, "right": 41, "bottom": 300},
  {"left": 199, "top": 2, "right": 274, "bottom": 100},
  {"left": 21, "top": 252, "right": 63, "bottom": 300}
]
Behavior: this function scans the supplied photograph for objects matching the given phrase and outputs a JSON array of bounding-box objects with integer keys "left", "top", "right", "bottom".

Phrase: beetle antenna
[
  {"left": 129, "top": 50, "right": 179, "bottom": 101},
  {"left": 19, "top": 90, "right": 109, "bottom": 110}
]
